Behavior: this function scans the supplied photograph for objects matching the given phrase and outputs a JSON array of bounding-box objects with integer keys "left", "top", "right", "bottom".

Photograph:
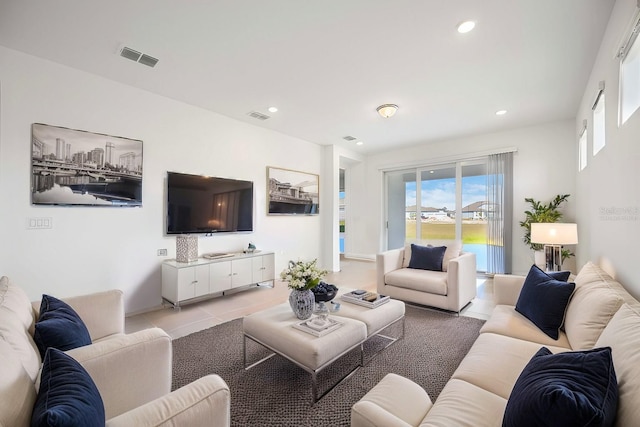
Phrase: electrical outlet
[{"left": 157, "top": 249, "right": 168, "bottom": 256}]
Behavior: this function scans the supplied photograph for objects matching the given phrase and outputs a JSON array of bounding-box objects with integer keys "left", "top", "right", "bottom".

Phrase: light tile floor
[{"left": 125, "top": 258, "right": 495, "bottom": 339}]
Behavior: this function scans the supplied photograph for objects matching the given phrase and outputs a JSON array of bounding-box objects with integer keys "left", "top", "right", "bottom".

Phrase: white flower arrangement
[{"left": 280, "top": 259, "right": 328, "bottom": 291}]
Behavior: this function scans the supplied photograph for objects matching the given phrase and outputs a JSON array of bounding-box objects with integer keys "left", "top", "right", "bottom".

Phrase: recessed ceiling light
[
  {"left": 496, "top": 110, "right": 507, "bottom": 116},
  {"left": 429, "top": 170, "right": 435, "bottom": 174},
  {"left": 356, "top": 141, "right": 364, "bottom": 146},
  {"left": 457, "top": 21, "right": 476, "bottom": 34},
  {"left": 268, "top": 107, "right": 278, "bottom": 113}
]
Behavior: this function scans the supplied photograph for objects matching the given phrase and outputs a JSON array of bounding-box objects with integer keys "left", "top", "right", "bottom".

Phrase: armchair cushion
[
  {"left": 503, "top": 346, "right": 618, "bottom": 427},
  {"left": 408, "top": 244, "right": 446, "bottom": 271},
  {"left": 384, "top": 268, "right": 447, "bottom": 295},
  {"left": 34, "top": 295, "right": 91, "bottom": 358},
  {"left": 32, "top": 348, "right": 105, "bottom": 427},
  {"left": 515, "top": 265, "right": 575, "bottom": 340}
]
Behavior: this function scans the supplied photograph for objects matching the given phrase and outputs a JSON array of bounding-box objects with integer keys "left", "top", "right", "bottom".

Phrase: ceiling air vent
[
  {"left": 343, "top": 136, "right": 357, "bottom": 141},
  {"left": 247, "top": 111, "right": 270, "bottom": 121},
  {"left": 138, "top": 54, "right": 159, "bottom": 68},
  {"left": 120, "top": 47, "right": 141, "bottom": 61},
  {"left": 119, "top": 46, "right": 158, "bottom": 68}
]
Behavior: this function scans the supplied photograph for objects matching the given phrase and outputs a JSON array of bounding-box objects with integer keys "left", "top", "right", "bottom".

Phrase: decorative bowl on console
[{"left": 312, "top": 282, "right": 338, "bottom": 303}]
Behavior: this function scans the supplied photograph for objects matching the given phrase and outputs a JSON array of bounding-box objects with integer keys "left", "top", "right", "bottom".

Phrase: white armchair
[
  {"left": 376, "top": 242, "right": 477, "bottom": 313},
  {"left": 0, "top": 277, "right": 230, "bottom": 427}
]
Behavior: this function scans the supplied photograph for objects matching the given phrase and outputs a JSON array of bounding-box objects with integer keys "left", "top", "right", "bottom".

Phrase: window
[
  {"left": 462, "top": 163, "right": 489, "bottom": 272},
  {"left": 385, "top": 160, "right": 494, "bottom": 273},
  {"left": 579, "top": 126, "right": 588, "bottom": 171},
  {"left": 620, "top": 14, "right": 640, "bottom": 124},
  {"left": 593, "top": 92, "right": 605, "bottom": 155}
]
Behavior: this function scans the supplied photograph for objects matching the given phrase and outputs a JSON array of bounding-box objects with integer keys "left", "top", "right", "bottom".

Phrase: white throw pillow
[
  {"left": 0, "top": 276, "right": 36, "bottom": 331},
  {"left": 595, "top": 304, "right": 640, "bottom": 426},
  {"left": 563, "top": 285, "right": 623, "bottom": 350},
  {"left": 574, "top": 261, "right": 609, "bottom": 287}
]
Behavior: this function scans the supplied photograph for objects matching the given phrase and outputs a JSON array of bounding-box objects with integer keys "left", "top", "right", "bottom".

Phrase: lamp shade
[{"left": 530, "top": 223, "right": 578, "bottom": 245}]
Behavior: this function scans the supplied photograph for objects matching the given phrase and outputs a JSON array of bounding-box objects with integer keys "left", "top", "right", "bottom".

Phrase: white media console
[{"left": 161, "top": 251, "right": 275, "bottom": 309}]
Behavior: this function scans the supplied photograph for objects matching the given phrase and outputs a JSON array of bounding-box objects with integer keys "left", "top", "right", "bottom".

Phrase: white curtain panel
[{"left": 487, "top": 152, "right": 513, "bottom": 274}]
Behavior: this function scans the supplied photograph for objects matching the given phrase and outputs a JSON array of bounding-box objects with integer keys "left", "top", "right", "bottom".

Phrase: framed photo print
[
  {"left": 267, "top": 166, "right": 319, "bottom": 215},
  {"left": 31, "top": 123, "right": 143, "bottom": 207}
]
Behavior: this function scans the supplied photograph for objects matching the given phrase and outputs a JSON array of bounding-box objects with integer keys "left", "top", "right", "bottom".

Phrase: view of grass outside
[{"left": 405, "top": 221, "right": 487, "bottom": 243}]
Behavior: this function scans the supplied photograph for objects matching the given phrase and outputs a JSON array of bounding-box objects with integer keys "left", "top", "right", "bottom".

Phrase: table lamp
[{"left": 530, "top": 223, "right": 578, "bottom": 272}]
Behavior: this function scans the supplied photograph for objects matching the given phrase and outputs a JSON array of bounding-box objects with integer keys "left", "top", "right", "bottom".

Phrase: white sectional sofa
[
  {"left": 0, "top": 276, "right": 231, "bottom": 427},
  {"left": 352, "top": 262, "right": 640, "bottom": 426},
  {"left": 377, "top": 240, "right": 477, "bottom": 313}
]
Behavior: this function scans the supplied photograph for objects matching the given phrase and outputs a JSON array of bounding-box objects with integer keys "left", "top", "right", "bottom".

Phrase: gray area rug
[{"left": 172, "top": 305, "right": 485, "bottom": 427}]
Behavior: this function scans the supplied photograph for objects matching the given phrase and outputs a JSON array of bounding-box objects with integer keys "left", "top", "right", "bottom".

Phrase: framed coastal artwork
[
  {"left": 267, "top": 166, "right": 319, "bottom": 215},
  {"left": 31, "top": 123, "right": 143, "bottom": 207}
]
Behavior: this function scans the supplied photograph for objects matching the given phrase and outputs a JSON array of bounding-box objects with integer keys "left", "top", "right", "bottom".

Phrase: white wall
[
  {"left": 351, "top": 120, "right": 577, "bottom": 275},
  {"left": 341, "top": 157, "right": 369, "bottom": 260},
  {"left": 0, "top": 46, "right": 325, "bottom": 314},
  {"left": 6, "top": 4, "right": 636, "bottom": 313},
  {"left": 320, "top": 145, "right": 363, "bottom": 272},
  {"left": 575, "top": 0, "right": 640, "bottom": 299}
]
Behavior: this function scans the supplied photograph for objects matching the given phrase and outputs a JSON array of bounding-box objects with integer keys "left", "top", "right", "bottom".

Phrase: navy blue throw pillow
[
  {"left": 515, "top": 265, "right": 575, "bottom": 339},
  {"left": 408, "top": 244, "right": 446, "bottom": 271},
  {"left": 548, "top": 269, "right": 571, "bottom": 282},
  {"left": 31, "top": 348, "right": 105, "bottom": 427},
  {"left": 503, "top": 346, "right": 618, "bottom": 427},
  {"left": 34, "top": 295, "right": 92, "bottom": 359}
]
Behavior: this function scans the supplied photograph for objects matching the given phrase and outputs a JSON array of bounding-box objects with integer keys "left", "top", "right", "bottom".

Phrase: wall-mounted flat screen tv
[{"left": 166, "top": 172, "right": 253, "bottom": 235}]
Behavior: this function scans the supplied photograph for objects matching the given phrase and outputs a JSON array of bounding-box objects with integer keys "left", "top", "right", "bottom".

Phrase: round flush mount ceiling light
[
  {"left": 356, "top": 141, "right": 364, "bottom": 146},
  {"left": 268, "top": 106, "right": 278, "bottom": 113},
  {"left": 457, "top": 20, "right": 476, "bottom": 33},
  {"left": 377, "top": 104, "right": 399, "bottom": 118},
  {"left": 495, "top": 110, "right": 507, "bottom": 116}
]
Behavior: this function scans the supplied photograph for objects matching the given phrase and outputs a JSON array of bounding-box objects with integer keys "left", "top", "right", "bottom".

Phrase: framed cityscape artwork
[
  {"left": 267, "top": 166, "right": 319, "bottom": 215},
  {"left": 31, "top": 123, "right": 143, "bottom": 206}
]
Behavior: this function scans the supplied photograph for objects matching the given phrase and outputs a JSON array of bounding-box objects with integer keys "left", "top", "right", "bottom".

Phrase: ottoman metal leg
[
  {"left": 243, "top": 334, "right": 275, "bottom": 370},
  {"left": 363, "top": 315, "right": 405, "bottom": 366}
]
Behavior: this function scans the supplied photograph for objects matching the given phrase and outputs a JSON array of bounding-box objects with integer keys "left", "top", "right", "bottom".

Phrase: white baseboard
[
  {"left": 125, "top": 303, "right": 164, "bottom": 318},
  {"left": 342, "top": 253, "right": 375, "bottom": 261}
]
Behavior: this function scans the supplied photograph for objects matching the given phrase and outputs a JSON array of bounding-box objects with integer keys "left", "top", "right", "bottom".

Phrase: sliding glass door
[{"left": 385, "top": 160, "right": 489, "bottom": 272}]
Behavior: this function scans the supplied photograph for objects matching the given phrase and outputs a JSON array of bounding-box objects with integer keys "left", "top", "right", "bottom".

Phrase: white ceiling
[{"left": 0, "top": 0, "right": 615, "bottom": 153}]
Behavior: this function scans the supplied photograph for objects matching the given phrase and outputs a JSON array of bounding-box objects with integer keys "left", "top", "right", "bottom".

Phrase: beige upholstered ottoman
[
  {"left": 243, "top": 302, "right": 367, "bottom": 402},
  {"left": 332, "top": 289, "right": 405, "bottom": 337}
]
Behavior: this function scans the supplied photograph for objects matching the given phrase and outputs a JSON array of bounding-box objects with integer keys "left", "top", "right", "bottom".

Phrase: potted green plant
[{"left": 519, "top": 194, "right": 574, "bottom": 266}]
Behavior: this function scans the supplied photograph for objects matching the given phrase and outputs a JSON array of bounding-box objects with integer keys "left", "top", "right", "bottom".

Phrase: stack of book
[
  {"left": 341, "top": 290, "right": 390, "bottom": 308},
  {"left": 292, "top": 317, "right": 343, "bottom": 337}
]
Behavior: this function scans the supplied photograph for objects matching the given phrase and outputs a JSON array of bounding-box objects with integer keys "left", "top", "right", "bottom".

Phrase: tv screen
[{"left": 166, "top": 172, "right": 253, "bottom": 234}]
